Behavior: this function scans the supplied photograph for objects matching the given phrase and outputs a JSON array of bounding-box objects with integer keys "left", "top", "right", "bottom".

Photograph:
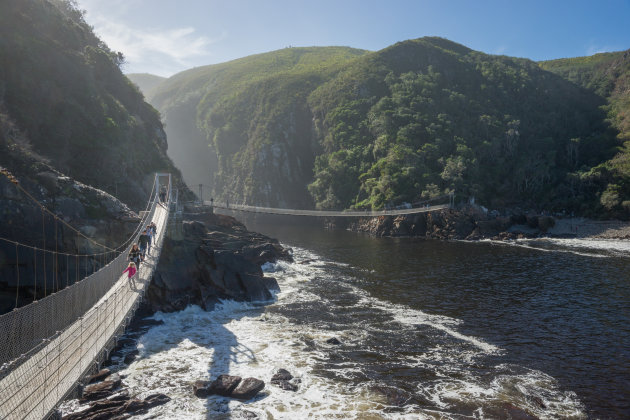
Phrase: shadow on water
[{"left": 120, "top": 300, "right": 268, "bottom": 420}]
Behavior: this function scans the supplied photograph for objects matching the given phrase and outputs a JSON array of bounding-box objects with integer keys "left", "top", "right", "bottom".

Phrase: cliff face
[
  {"left": 0, "top": 111, "right": 140, "bottom": 312},
  {"left": 0, "top": 0, "right": 196, "bottom": 311},
  {"left": 147, "top": 214, "right": 293, "bottom": 313},
  {"left": 0, "top": 0, "right": 191, "bottom": 209}
]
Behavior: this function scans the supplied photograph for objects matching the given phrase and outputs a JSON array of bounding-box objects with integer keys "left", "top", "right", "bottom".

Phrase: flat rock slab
[
  {"left": 231, "top": 378, "right": 265, "bottom": 400},
  {"left": 82, "top": 374, "right": 121, "bottom": 401},
  {"left": 86, "top": 368, "right": 112, "bottom": 384}
]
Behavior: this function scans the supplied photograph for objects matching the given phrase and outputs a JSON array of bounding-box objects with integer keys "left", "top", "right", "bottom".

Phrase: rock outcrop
[
  {"left": 347, "top": 206, "right": 557, "bottom": 240},
  {"left": 147, "top": 212, "right": 292, "bottom": 312}
]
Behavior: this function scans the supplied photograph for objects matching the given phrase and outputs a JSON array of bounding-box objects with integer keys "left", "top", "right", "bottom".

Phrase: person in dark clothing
[
  {"left": 128, "top": 243, "right": 143, "bottom": 267},
  {"left": 159, "top": 186, "right": 167, "bottom": 203},
  {"left": 138, "top": 228, "right": 151, "bottom": 258}
]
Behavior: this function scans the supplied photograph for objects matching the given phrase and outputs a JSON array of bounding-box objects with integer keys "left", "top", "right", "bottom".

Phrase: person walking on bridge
[
  {"left": 159, "top": 185, "right": 167, "bottom": 203},
  {"left": 138, "top": 228, "right": 151, "bottom": 258},
  {"left": 122, "top": 262, "right": 137, "bottom": 279},
  {"left": 129, "top": 243, "right": 143, "bottom": 267}
]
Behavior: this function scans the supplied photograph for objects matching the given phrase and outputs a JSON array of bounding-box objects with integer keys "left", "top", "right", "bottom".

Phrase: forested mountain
[
  {"left": 148, "top": 46, "right": 368, "bottom": 201},
  {"left": 0, "top": 0, "right": 188, "bottom": 208},
  {"left": 540, "top": 51, "right": 630, "bottom": 216},
  {"left": 146, "top": 38, "right": 628, "bottom": 217},
  {"left": 127, "top": 73, "right": 166, "bottom": 101}
]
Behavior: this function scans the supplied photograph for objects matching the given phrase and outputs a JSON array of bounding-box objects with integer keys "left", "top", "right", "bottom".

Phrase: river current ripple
[{"left": 112, "top": 220, "right": 629, "bottom": 419}]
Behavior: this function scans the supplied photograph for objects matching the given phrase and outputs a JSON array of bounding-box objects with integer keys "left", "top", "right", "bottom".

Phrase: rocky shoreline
[
  {"left": 60, "top": 211, "right": 292, "bottom": 419},
  {"left": 344, "top": 205, "right": 630, "bottom": 241}
]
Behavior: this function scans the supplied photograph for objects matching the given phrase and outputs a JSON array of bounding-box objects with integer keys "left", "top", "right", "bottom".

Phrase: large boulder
[
  {"left": 207, "top": 375, "right": 242, "bottom": 397},
  {"left": 147, "top": 214, "right": 291, "bottom": 312},
  {"left": 230, "top": 378, "right": 265, "bottom": 400}
]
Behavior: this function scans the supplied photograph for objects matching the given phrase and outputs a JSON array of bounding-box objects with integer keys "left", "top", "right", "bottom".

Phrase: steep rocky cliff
[{"left": 0, "top": 0, "right": 191, "bottom": 209}]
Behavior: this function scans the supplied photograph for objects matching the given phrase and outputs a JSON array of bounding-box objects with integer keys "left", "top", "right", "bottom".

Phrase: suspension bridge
[
  {"left": 0, "top": 173, "right": 173, "bottom": 420},
  {"left": 0, "top": 175, "right": 450, "bottom": 419},
  {"left": 205, "top": 195, "right": 452, "bottom": 217}
]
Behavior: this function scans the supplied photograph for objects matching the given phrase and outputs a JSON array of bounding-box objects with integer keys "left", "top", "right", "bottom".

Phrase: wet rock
[
  {"left": 81, "top": 374, "right": 122, "bottom": 401},
  {"left": 234, "top": 410, "right": 258, "bottom": 419},
  {"left": 326, "top": 337, "right": 342, "bottom": 345},
  {"left": 231, "top": 378, "right": 265, "bottom": 400},
  {"left": 274, "top": 380, "right": 298, "bottom": 392},
  {"left": 147, "top": 214, "right": 291, "bottom": 313},
  {"left": 271, "top": 369, "right": 298, "bottom": 392},
  {"left": 142, "top": 393, "right": 171, "bottom": 409},
  {"left": 208, "top": 375, "right": 242, "bottom": 397},
  {"left": 64, "top": 392, "right": 170, "bottom": 420},
  {"left": 270, "top": 369, "right": 293, "bottom": 382},
  {"left": 123, "top": 350, "right": 139, "bottom": 365},
  {"left": 86, "top": 368, "right": 112, "bottom": 384},
  {"left": 193, "top": 380, "right": 211, "bottom": 398}
]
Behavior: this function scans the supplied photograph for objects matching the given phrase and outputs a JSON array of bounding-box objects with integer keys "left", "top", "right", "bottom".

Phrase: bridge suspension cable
[
  {"left": 0, "top": 173, "right": 173, "bottom": 420},
  {"left": 0, "top": 170, "right": 163, "bottom": 309}
]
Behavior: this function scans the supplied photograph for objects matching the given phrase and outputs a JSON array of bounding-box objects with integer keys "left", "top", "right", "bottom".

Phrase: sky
[{"left": 77, "top": 0, "right": 630, "bottom": 77}]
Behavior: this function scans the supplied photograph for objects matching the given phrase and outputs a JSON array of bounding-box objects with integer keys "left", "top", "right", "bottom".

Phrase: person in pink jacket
[{"left": 123, "top": 262, "right": 137, "bottom": 279}]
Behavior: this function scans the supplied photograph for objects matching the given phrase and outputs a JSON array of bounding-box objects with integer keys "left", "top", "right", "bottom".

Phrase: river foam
[{"left": 113, "top": 245, "right": 586, "bottom": 419}]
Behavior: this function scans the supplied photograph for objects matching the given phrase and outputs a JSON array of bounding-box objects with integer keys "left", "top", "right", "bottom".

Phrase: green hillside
[
  {"left": 150, "top": 46, "right": 368, "bottom": 197},
  {"left": 149, "top": 38, "right": 629, "bottom": 217},
  {"left": 540, "top": 51, "right": 630, "bottom": 216},
  {"left": 126, "top": 73, "right": 166, "bottom": 100},
  {"left": 0, "top": 0, "right": 188, "bottom": 208}
]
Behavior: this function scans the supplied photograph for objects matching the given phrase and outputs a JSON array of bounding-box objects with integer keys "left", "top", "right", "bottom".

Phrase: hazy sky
[{"left": 78, "top": 0, "right": 630, "bottom": 77}]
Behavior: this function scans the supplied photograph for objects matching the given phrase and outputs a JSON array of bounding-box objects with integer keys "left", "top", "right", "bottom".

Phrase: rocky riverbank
[{"left": 345, "top": 205, "right": 630, "bottom": 241}]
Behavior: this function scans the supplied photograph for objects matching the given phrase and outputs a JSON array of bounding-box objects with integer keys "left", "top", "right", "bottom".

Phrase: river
[{"left": 114, "top": 215, "right": 629, "bottom": 419}]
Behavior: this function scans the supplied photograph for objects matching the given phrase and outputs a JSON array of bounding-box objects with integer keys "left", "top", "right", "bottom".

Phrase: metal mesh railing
[{"left": 0, "top": 173, "right": 172, "bottom": 420}]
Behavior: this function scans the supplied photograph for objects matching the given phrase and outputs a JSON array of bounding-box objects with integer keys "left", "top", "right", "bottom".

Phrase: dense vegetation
[
  {"left": 0, "top": 0, "right": 188, "bottom": 208},
  {"left": 541, "top": 51, "right": 630, "bottom": 217},
  {"left": 146, "top": 38, "right": 629, "bottom": 218},
  {"left": 148, "top": 47, "right": 368, "bottom": 203}
]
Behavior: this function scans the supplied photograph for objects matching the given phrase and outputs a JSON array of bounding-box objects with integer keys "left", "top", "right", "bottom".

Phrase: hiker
[
  {"left": 122, "top": 262, "right": 137, "bottom": 279},
  {"left": 159, "top": 185, "right": 167, "bottom": 203},
  {"left": 145, "top": 224, "right": 154, "bottom": 252},
  {"left": 128, "top": 243, "right": 143, "bottom": 267},
  {"left": 148, "top": 222, "right": 157, "bottom": 246},
  {"left": 138, "top": 228, "right": 151, "bottom": 258}
]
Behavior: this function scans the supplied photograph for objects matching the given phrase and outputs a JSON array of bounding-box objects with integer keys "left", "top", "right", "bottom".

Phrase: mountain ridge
[{"left": 137, "top": 38, "right": 630, "bottom": 218}]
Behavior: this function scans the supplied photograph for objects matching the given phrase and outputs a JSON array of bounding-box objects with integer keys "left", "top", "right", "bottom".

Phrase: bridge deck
[
  {"left": 0, "top": 204, "right": 169, "bottom": 420},
  {"left": 207, "top": 202, "right": 449, "bottom": 217}
]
